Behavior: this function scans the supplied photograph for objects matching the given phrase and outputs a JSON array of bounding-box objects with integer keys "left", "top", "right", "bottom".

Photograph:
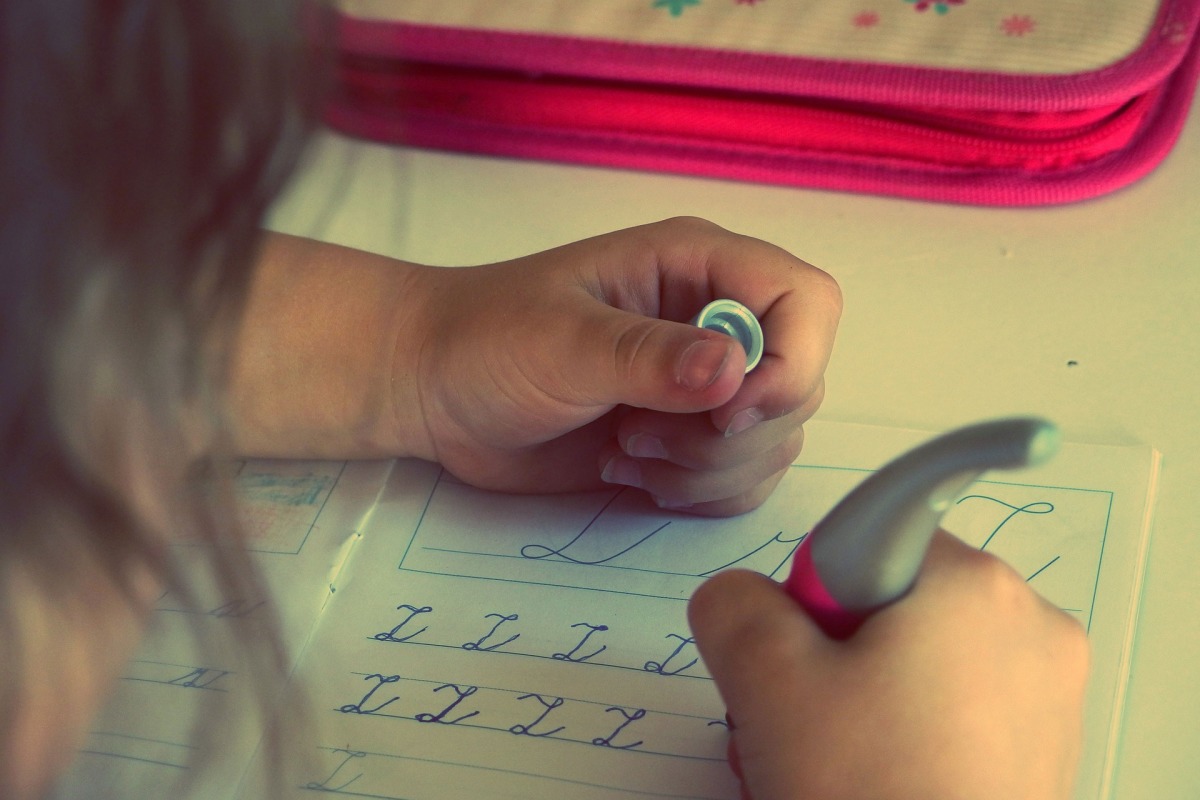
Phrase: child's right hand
[{"left": 688, "top": 531, "right": 1090, "bottom": 800}]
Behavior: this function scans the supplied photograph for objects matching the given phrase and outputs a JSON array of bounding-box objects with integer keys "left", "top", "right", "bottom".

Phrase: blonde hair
[{"left": 0, "top": 1, "right": 327, "bottom": 794}]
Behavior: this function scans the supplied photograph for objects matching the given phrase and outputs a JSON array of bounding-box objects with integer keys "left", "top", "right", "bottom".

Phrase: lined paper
[
  {"left": 57, "top": 421, "right": 1156, "bottom": 800},
  {"left": 261, "top": 420, "right": 1158, "bottom": 800}
]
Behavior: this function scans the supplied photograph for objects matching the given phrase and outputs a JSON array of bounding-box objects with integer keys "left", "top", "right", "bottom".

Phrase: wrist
[
  {"left": 226, "top": 233, "right": 431, "bottom": 459},
  {"left": 379, "top": 261, "right": 443, "bottom": 463}
]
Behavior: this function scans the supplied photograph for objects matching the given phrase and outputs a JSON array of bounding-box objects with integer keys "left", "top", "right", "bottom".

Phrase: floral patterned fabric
[
  {"left": 339, "top": 0, "right": 1174, "bottom": 76},
  {"left": 329, "top": 0, "right": 1200, "bottom": 205}
]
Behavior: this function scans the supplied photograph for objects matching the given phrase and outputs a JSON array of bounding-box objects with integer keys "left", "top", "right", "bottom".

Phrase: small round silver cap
[{"left": 692, "top": 299, "right": 763, "bottom": 373}]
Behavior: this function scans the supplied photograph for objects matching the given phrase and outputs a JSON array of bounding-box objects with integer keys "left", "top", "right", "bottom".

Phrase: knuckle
[
  {"left": 958, "top": 548, "right": 1031, "bottom": 607},
  {"left": 698, "top": 495, "right": 759, "bottom": 518},
  {"left": 759, "top": 371, "right": 826, "bottom": 428},
  {"left": 785, "top": 419, "right": 808, "bottom": 452},
  {"left": 704, "top": 475, "right": 784, "bottom": 518},
  {"left": 1057, "top": 614, "right": 1092, "bottom": 673},
  {"left": 658, "top": 215, "right": 722, "bottom": 236},
  {"left": 810, "top": 267, "right": 844, "bottom": 314},
  {"left": 761, "top": 437, "right": 801, "bottom": 476},
  {"left": 796, "top": 380, "right": 826, "bottom": 421},
  {"left": 723, "top": 490, "right": 772, "bottom": 517},
  {"left": 609, "top": 318, "right": 660, "bottom": 385}
]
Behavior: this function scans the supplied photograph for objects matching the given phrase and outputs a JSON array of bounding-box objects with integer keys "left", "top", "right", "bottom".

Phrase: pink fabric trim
[
  {"left": 325, "top": 28, "right": 1200, "bottom": 206},
  {"left": 334, "top": 0, "right": 1200, "bottom": 112},
  {"left": 338, "top": 63, "right": 1155, "bottom": 171},
  {"left": 327, "top": 1, "right": 1200, "bottom": 205}
]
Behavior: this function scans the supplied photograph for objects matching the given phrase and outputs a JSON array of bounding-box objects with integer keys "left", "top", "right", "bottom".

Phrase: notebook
[
  {"left": 60, "top": 419, "right": 1159, "bottom": 800},
  {"left": 324, "top": 0, "right": 1200, "bottom": 206}
]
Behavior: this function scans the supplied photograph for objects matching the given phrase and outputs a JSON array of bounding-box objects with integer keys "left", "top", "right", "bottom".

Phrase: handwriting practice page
[
  {"left": 271, "top": 420, "right": 1157, "bottom": 800},
  {"left": 56, "top": 459, "right": 394, "bottom": 800}
]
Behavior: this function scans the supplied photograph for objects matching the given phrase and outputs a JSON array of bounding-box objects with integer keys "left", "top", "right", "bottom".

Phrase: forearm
[{"left": 225, "top": 231, "right": 424, "bottom": 459}]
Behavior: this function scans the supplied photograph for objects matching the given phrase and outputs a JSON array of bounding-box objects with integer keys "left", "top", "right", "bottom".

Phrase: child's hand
[
  {"left": 394, "top": 217, "right": 841, "bottom": 516},
  {"left": 687, "top": 531, "right": 1090, "bottom": 799}
]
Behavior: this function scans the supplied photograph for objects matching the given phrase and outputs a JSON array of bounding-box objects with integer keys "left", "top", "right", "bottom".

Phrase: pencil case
[{"left": 326, "top": 0, "right": 1200, "bottom": 206}]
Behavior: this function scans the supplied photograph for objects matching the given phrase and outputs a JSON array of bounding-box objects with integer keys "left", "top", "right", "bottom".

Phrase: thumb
[
  {"left": 689, "top": 570, "right": 828, "bottom": 716},
  {"left": 689, "top": 570, "right": 831, "bottom": 800},
  {"left": 567, "top": 303, "right": 746, "bottom": 412}
]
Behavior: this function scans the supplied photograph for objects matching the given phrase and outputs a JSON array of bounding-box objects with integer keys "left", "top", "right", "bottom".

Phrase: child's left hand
[
  {"left": 389, "top": 218, "right": 841, "bottom": 516},
  {"left": 230, "top": 219, "right": 841, "bottom": 517}
]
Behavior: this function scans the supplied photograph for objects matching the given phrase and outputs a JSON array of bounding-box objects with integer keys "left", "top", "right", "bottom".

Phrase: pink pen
[{"left": 784, "top": 417, "right": 1061, "bottom": 639}]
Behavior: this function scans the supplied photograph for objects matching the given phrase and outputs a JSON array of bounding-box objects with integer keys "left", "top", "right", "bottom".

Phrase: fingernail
[
  {"left": 725, "top": 407, "right": 764, "bottom": 437},
  {"left": 677, "top": 338, "right": 733, "bottom": 391},
  {"left": 601, "top": 455, "right": 642, "bottom": 488},
  {"left": 626, "top": 433, "right": 667, "bottom": 459}
]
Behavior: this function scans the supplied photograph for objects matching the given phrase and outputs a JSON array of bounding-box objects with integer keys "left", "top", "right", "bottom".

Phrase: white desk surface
[{"left": 268, "top": 97, "right": 1200, "bottom": 798}]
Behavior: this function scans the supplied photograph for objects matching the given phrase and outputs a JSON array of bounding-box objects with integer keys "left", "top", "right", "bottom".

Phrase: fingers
[
  {"left": 884, "top": 531, "right": 1090, "bottom": 640},
  {"left": 572, "top": 217, "right": 841, "bottom": 426},
  {"left": 884, "top": 531, "right": 1092, "bottom": 666},
  {"left": 688, "top": 569, "right": 829, "bottom": 697},
  {"left": 645, "top": 218, "right": 842, "bottom": 435},
  {"left": 688, "top": 570, "right": 831, "bottom": 799},
  {"left": 706, "top": 291, "right": 840, "bottom": 438},
  {"left": 689, "top": 534, "right": 1091, "bottom": 800},
  {"left": 688, "top": 570, "right": 819, "bottom": 720},
  {"left": 598, "top": 416, "right": 804, "bottom": 513},
  {"left": 643, "top": 465, "right": 789, "bottom": 517},
  {"left": 575, "top": 219, "right": 839, "bottom": 512},
  {"left": 410, "top": 217, "right": 840, "bottom": 506},
  {"left": 597, "top": 382, "right": 822, "bottom": 514}
]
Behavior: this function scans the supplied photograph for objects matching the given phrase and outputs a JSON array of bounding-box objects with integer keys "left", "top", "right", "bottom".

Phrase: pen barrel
[{"left": 784, "top": 537, "right": 870, "bottom": 640}]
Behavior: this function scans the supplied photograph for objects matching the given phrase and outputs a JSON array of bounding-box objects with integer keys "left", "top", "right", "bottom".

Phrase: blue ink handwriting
[
  {"left": 304, "top": 748, "right": 366, "bottom": 792},
  {"left": 553, "top": 622, "right": 609, "bottom": 663},
  {"left": 415, "top": 683, "right": 480, "bottom": 725},
  {"left": 339, "top": 673, "right": 401, "bottom": 715},
  {"left": 509, "top": 693, "right": 566, "bottom": 737},
  {"left": 374, "top": 604, "right": 433, "bottom": 643},
  {"left": 592, "top": 706, "right": 647, "bottom": 750},
  {"left": 462, "top": 612, "right": 520, "bottom": 652},
  {"left": 167, "top": 667, "right": 230, "bottom": 691},
  {"left": 644, "top": 633, "right": 698, "bottom": 676}
]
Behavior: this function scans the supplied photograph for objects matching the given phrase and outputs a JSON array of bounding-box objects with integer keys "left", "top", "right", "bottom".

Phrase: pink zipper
[{"left": 336, "top": 59, "right": 1154, "bottom": 170}]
